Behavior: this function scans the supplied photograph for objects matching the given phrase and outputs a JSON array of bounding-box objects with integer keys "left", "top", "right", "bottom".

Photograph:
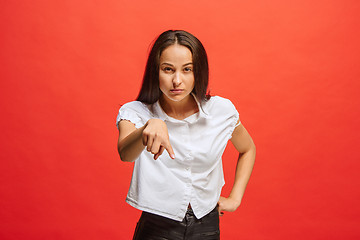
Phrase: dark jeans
[{"left": 133, "top": 207, "right": 220, "bottom": 240}]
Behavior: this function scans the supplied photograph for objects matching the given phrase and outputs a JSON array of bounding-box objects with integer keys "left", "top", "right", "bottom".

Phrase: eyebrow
[{"left": 161, "top": 62, "right": 193, "bottom": 67}]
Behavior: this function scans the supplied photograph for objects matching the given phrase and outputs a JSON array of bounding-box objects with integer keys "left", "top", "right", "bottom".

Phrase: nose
[{"left": 172, "top": 72, "right": 181, "bottom": 87}]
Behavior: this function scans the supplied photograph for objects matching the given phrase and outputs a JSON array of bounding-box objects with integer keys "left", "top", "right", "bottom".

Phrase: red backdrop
[{"left": 1, "top": 0, "right": 359, "bottom": 239}]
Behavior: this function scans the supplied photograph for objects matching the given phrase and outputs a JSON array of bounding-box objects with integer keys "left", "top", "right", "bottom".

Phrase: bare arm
[
  {"left": 117, "top": 120, "right": 147, "bottom": 162},
  {"left": 217, "top": 122, "right": 256, "bottom": 215},
  {"left": 117, "top": 119, "right": 175, "bottom": 162}
]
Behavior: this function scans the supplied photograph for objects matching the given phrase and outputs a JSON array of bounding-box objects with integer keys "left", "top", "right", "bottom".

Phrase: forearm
[
  {"left": 229, "top": 146, "right": 256, "bottom": 203},
  {"left": 118, "top": 124, "right": 146, "bottom": 162}
]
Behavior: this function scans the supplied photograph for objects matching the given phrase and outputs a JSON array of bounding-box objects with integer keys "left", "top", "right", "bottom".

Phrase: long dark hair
[{"left": 136, "top": 30, "right": 210, "bottom": 104}]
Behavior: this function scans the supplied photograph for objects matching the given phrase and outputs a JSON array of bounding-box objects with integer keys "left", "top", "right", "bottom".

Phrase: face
[{"left": 159, "top": 44, "right": 195, "bottom": 104}]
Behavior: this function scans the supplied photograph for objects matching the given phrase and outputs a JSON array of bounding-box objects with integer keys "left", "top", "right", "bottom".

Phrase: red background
[{"left": 1, "top": 0, "right": 360, "bottom": 239}]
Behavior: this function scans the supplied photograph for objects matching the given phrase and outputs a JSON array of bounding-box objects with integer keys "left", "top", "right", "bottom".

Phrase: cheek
[
  {"left": 158, "top": 74, "right": 168, "bottom": 90},
  {"left": 189, "top": 75, "right": 195, "bottom": 88}
]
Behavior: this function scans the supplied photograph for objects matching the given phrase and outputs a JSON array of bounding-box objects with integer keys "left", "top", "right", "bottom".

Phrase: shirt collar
[{"left": 153, "top": 93, "right": 211, "bottom": 123}]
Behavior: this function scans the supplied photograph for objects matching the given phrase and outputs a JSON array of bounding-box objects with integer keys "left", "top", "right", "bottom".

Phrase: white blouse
[{"left": 116, "top": 95, "right": 240, "bottom": 221}]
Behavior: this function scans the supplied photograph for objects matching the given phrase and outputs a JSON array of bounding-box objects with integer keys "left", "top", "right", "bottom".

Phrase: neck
[{"left": 159, "top": 94, "right": 199, "bottom": 120}]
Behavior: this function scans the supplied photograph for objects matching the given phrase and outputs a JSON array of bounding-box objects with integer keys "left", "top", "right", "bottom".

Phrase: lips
[{"left": 170, "top": 89, "right": 184, "bottom": 94}]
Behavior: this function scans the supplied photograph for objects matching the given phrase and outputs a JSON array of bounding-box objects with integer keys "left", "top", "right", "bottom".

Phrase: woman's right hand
[{"left": 142, "top": 119, "right": 175, "bottom": 160}]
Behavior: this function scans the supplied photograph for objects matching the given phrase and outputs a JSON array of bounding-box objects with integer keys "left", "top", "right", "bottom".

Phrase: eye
[
  {"left": 184, "top": 67, "right": 193, "bottom": 72},
  {"left": 162, "top": 67, "right": 174, "bottom": 73}
]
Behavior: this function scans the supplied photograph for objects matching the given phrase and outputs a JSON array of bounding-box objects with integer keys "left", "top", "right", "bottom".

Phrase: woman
[{"left": 116, "top": 30, "right": 256, "bottom": 239}]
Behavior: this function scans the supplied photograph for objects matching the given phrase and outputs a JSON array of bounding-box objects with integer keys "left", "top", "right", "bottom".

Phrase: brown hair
[{"left": 136, "top": 30, "right": 210, "bottom": 104}]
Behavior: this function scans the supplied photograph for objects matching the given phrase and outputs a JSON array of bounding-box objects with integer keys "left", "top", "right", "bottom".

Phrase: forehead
[{"left": 159, "top": 44, "right": 193, "bottom": 64}]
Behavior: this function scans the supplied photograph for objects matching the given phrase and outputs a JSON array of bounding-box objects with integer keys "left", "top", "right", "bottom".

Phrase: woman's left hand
[{"left": 217, "top": 196, "right": 241, "bottom": 216}]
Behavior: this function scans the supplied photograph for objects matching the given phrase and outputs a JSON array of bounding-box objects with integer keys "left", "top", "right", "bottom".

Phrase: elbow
[
  {"left": 117, "top": 145, "right": 127, "bottom": 162},
  {"left": 251, "top": 142, "right": 256, "bottom": 162},
  {"left": 242, "top": 141, "right": 256, "bottom": 160},
  {"left": 119, "top": 151, "right": 126, "bottom": 162},
  {"left": 118, "top": 147, "right": 135, "bottom": 163},
  {"left": 118, "top": 143, "right": 127, "bottom": 162},
  {"left": 119, "top": 153, "right": 132, "bottom": 163},
  {"left": 249, "top": 136, "right": 256, "bottom": 152},
  {"left": 118, "top": 148, "right": 127, "bottom": 162},
  {"left": 251, "top": 141, "right": 256, "bottom": 156}
]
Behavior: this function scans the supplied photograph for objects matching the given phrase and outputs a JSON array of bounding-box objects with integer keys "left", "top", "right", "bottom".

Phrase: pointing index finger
[{"left": 164, "top": 142, "right": 175, "bottom": 159}]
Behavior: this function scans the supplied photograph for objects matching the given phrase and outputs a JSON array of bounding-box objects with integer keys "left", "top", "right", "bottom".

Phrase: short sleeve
[
  {"left": 226, "top": 99, "right": 240, "bottom": 139},
  {"left": 116, "top": 102, "right": 146, "bottom": 129},
  {"left": 204, "top": 96, "right": 241, "bottom": 140}
]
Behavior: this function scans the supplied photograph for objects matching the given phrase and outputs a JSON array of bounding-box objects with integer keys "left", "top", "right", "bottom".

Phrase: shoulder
[
  {"left": 116, "top": 101, "right": 154, "bottom": 129},
  {"left": 120, "top": 101, "right": 152, "bottom": 114},
  {"left": 209, "top": 96, "right": 235, "bottom": 106},
  {"left": 121, "top": 101, "right": 147, "bottom": 110},
  {"left": 202, "top": 96, "right": 237, "bottom": 114}
]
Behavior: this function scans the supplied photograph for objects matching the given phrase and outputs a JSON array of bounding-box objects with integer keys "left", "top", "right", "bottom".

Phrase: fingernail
[{"left": 171, "top": 154, "right": 175, "bottom": 159}]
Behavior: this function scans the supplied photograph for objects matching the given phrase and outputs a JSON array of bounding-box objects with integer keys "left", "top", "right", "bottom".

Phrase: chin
[
  {"left": 168, "top": 96, "right": 186, "bottom": 102},
  {"left": 161, "top": 92, "right": 192, "bottom": 103}
]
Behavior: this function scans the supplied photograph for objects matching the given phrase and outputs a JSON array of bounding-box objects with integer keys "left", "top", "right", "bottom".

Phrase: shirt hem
[{"left": 126, "top": 197, "right": 185, "bottom": 222}]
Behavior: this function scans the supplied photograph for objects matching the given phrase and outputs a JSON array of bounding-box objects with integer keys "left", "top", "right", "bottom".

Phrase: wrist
[{"left": 228, "top": 195, "right": 242, "bottom": 206}]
